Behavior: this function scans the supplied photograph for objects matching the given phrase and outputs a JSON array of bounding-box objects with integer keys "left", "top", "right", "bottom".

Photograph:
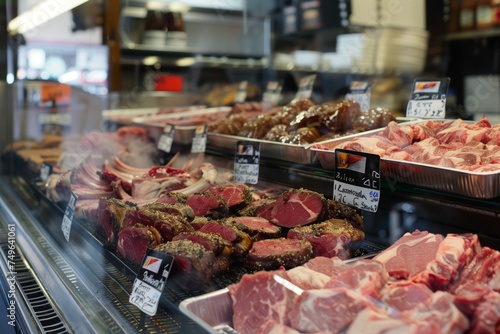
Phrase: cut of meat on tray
[
  {"left": 302, "top": 256, "right": 348, "bottom": 277},
  {"left": 324, "top": 259, "right": 389, "bottom": 298},
  {"left": 372, "top": 230, "right": 444, "bottom": 280},
  {"left": 288, "top": 287, "right": 378, "bottom": 333},
  {"left": 228, "top": 269, "right": 292, "bottom": 334},
  {"left": 96, "top": 197, "right": 137, "bottom": 250},
  {"left": 379, "top": 283, "right": 434, "bottom": 312},
  {"left": 122, "top": 209, "right": 194, "bottom": 242},
  {"left": 172, "top": 231, "right": 233, "bottom": 259},
  {"left": 198, "top": 222, "right": 253, "bottom": 261},
  {"left": 225, "top": 216, "right": 282, "bottom": 241},
  {"left": 131, "top": 166, "right": 191, "bottom": 199},
  {"left": 287, "top": 218, "right": 365, "bottom": 260},
  {"left": 270, "top": 189, "right": 327, "bottom": 228},
  {"left": 412, "top": 233, "right": 481, "bottom": 291},
  {"left": 116, "top": 223, "right": 163, "bottom": 264},
  {"left": 185, "top": 192, "right": 229, "bottom": 219},
  {"left": 154, "top": 239, "right": 217, "bottom": 281},
  {"left": 244, "top": 238, "right": 313, "bottom": 270},
  {"left": 325, "top": 199, "right": 364, "bottom": 231},
  {"left": 284, "top": 266, "right": 330, "bottom": 290},
  {"left": 206, "top": 183, "right": 253, "bottom": 212}
]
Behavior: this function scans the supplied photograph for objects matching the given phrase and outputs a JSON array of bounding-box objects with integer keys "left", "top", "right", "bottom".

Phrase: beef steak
[
  {"left": 270, "top": 189, "right": 327, "bottom": 228},
  {"left": 244, "top": 238, "right": 313, "bottom": 270}
]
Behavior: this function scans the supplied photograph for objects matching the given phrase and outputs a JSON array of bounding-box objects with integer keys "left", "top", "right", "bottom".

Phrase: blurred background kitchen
[{"left": 1, "top": 0, "right": 500, "bottom": 137}]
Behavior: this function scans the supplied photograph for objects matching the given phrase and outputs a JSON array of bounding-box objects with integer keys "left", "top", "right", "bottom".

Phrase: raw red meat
[
  {"left": 270, "top": 189, "right": 326, "bottom": 228},
  {"left": 96, "top": 197, "right": 137, "bottom": 249},
  {"left": 185, "top": 192, "right": 229, "bottom": 219},
  {"left": 198, "top": 222, "right": 253, "bottom": 261},
  {"left": 140, "top": 202, "right": 194, "bottom": 221},
  {"left": 244, "top": 238, "right": 313, "bottom": 270},
  {"left": 172, "top": 231, "right": 233, "bottom": 259},
  {"left": 117, "top": 224, "right": 162, "bottom": 264},
  {"left": 74, "top": 199, "right": 99, "bottom": 222},
  {"left": 288, "top": 287, "right": 377, "bottom": 333},
  {"left": 154, "top": 240, "right": 216, "bottom": 281},
  {"left": 228, "top": 269, "right": 291, "bottom": 334},
  {"left": 412, "top": 233, "right": 481, "bottom": 291},
  {"left": 284, "top": 266, "right": 330, "bottom": 290},
  {"left": 131, "top": 166, "right": 191, "bottom": 199},
  {"left": 302, "top": 256, "right": 348, "bottom": 277},
  {"left": 325, "top": 200, "right": 364, "bottom": 231},
  {"left": 373, "top": 230, "right": 444, "bottom": 280},
  {"left": 122, "top": 209, "right": 193, "bottom": 241},
  {"left": 324, "top": 259, "right": 388, "bottom": 297},
  {"left": 206, "top": 183, "right": 252, "bottom": 211},
  {"left": 225, "top": 216, "right": 282, "bottom": 241},
  {"left": 287, "top": 219, "right": 364, "bottom": 259},
  {"left": 382, "top": 121, "right": 412, "bottom": 148},
  {"left": 239, "top": 198, "right": 277, "bottom": 221},
  {"left": 255, "top": 319, "right": 300, "bottom": 334},
  {"left": 379, "top": 283, "right": 434, "bottom": 312}
]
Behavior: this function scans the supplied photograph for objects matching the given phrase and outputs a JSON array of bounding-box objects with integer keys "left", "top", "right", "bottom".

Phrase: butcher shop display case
[{"left": 4, "top": 1, "right": 500, "bottom": 331}]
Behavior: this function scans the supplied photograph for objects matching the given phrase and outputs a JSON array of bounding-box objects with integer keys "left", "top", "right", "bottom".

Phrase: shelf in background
[{"left": 444, "top": 28, "right": 500, "bottom": 41}]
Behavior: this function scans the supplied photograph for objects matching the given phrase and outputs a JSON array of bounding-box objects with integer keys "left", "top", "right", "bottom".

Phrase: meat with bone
[
  {"left": 244, "top": 238, "right": 313, "bottom": 270},
  {"left": 131, "top": 166, "right": 191, "bottom": 198},
  {"left": 74, "top": 199, "right": 100, "bottom": 223},
  {"left": 270, "top": 188, "right": 327, "bottom": 228},
  {"left": 154, "top": 239, "right": 217, "bottom": 281},
  {"left": 283, "top": 266, "right": 330, "bottom": 290},
  {"left": 224, "top": 216, "right": 282, "bottom": 241},
  {"left": 122, "top": 208, "right": 193, "bottom": 242},
  {"left": 302, "top": 256, "right": 348, "bottom": 277},
  {"left": 372, "top": 230, "right": 444, "bottom": 280},
  {"left": 139, "top": 202, "right": 194, "bottom": 221},
  {"left": 228, "top": 269, "right": 291, "bottom": 334},
  {"left": 323, "top": 259, "right": 388, "bottom": 298},
  {"left": 96, "top": 197, "right": 137, "bottom": 249},
  {"left": 412, "top": 233, "right": 481, "bottom": 291},
  {"left": 198, "top": 222, "right": 253, "bottom": 261},
  {"left": 379, "top": 283, "right": 434, "bottom": 312},
  {"left": 206, "top": 183, "right": 253, "bottom": 212},
  {"left": 287, "top": 218, "right": 364, "bottom": 260},
  {"left": 116, "top": 223, "right": 163, "bottom": 264}
]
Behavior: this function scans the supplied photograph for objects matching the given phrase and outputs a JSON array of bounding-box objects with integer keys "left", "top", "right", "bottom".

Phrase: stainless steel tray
[
  {"left": 133, "top": 107, "right": 231, "bottom": 145},
  {"left": 208, "top": 133, "right": 317, "bottom": 164},
  {"left": 208, "top": 118, "right": 419, "bottom": 165},
  {"left": 311, "top": 120, "right": 500, "bottom": 199},
  {"left": 179, "top": 241, "right": 385, "bottom": 333}
]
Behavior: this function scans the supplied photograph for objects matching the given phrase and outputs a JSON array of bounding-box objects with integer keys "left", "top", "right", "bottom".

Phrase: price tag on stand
[
  {"left": 234, "top": 141, "right": 261, "bottom": 184},
  {"left": 129, "top": 249, "right": 174, "bottom": 316},
  {"left": 157, "top": 124, "right": 175, "bottom": 153},
  {"left": 234, "top": 81, "right": 249, "bottom": 103},
  {"left": 191, "top": 125, "right": 207, "bottom": 153},
  {"left": 406, "top": 78, "right": 450, "bottom": 119},
  {"left": 262, "top": 81, "right": 283, "bottom": 107},
  {"left": 333, "top": 149, "right": 380, "bottom": 212},
  {"left": 345, "top": 81, "right": 371, "bottom": 112},
  {"left": 40, "top": 162, "right": 52, "bottom": 181},
  {"left": 61, "top": 192, "right": 78, "bottom": 241},
  {"left": 295, "top": 74, "right": 317, "bottom": 99}
]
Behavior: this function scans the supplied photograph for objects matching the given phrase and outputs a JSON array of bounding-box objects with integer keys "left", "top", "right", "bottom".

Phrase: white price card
[
  {"left": 262, "top": 81, "right": 283, "bottom": 107},
  {"left": 234, "top": 141, "right": 260, "bottom": 185},
  {"left": 295, "top": 74, "right": 316, "bottom": 99},
  {"left": 345, "top": 81, "right": 371, "bottom": 112},
  {"left": 234, "top": 81, "right": 249, "bottom": 103},
  {"left": 191, "top": 125, "right": 207, "bottom": 153},
  {"left": 157, "top": 124, "right": 175, "bottom": 153},
  {"left": 333, "top": 150, "right": 380, "bottom": 212},
  {"left": 61, "top": 192, "right": 78, "bottom": 241},
  {"left": 38, "top": 112, "right": 72, "bottom": 126},
  {"left": 129, "top": 250, "right": 174, "bottom": 316},
  {"left": 406, "top": 78, "right": 450, "bottom": 119}
]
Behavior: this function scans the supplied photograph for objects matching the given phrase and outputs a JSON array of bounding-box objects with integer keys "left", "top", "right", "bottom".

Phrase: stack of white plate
[{"left": 355, "top": 27, "right": 429, "bottom": 74}]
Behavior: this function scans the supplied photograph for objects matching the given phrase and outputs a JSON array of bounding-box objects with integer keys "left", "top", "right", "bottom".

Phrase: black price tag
[
  {"left": 234, "top": 81, "right": 249, "bottom": 103},
  {"left": 234, "top": 141, "right": 260, "bottom": 184},
  {"left": 157, "top": 124, "right": 175, "bottom": 153},
  {"left": 40, "top": 162, "right": 52, "bottom": 181},
  {"left": 61, "top": 192, "right": 77, "bottom": 241},
  {"left": 333, "top": 150, "right": 380, "bottom": 212},
  {"left": 191, "top": 125, "right": 207, "bottom": 153},
  {"left": 345, "top": 81, "right": 371, "bottom": 112},
  {"left": 262, "top": 81, "right": 283, "bottom": 107},
  {"left": 129, "top": 249, "right": 174, "bottom": 316},
  {"left": 295, "top": 74, "right": 316, "bottom": 99},
  {"left": 406, "top": 78, "right": 450, "bottom": 119}
]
